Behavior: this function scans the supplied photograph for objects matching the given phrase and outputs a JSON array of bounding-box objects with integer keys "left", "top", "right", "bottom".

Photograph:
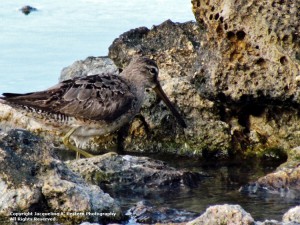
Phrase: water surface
[
  {"left": 116, "top": 156, "right": 299, "bottom": 223},
  {"left": 0, "top": 0, "right": 194, "bottom": 93}
]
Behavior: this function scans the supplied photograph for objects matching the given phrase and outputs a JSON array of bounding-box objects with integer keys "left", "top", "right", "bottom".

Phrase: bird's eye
[{"left": 149, "top": 67, "right": 157, "bottom": 75}]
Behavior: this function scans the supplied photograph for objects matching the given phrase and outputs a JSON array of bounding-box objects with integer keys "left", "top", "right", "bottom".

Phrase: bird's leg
[
  {"left": 116, "top": 115, "right": 151, "bottom": 154},
  {"left": 117, "top": 123, "right": 130, "bottom": 154},
  {"left": 134, "top": 114, "right": 150, "bottom": 135},
  {"left": 62, "top": 127, "right": 94, "bottom": 158}
]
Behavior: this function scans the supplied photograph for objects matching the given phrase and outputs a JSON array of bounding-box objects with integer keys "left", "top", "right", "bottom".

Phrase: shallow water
[
  {"left": 0, "top": 0, "right": 194, "bottom": 94},
  {"left": 58, "top": 148, "right": 299, "bottom": 223},
  {"left": 113, "top": 155, "right": 299, "bottom": 223}
]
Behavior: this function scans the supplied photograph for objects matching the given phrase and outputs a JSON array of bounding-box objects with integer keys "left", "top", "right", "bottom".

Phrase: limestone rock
[
  {"left": 60, "top": 56, "right": 119, "bottom": 82},
  {"left": 282, "top": 206, "right": 300, "bottom": 224},
  {"left": 191, "top": 0, "right": 300, "bottom": 103},
  {"left": 189, "top": 0, "right": 300, "bottom": 157},
  {"left": 0, "top": 129, "right": 122, "bottom": 224},
  {"left": 186, "top": 204, "right": 254, "bottom": 225}
]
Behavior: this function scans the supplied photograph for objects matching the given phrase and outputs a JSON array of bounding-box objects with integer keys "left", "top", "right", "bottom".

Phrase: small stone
[
  {"left": 20, "top": 5, "right": 37, "bottom": 15},
  {"left": 282, "top": 206, "right": 300, "bottom": 223},
  {"left": 186, "top": 204, "right": 254, "bottom": 225}
]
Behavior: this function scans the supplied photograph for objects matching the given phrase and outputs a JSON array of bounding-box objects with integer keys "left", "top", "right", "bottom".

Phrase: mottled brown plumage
[
  {"left": 1, "top": 57, "right": 186, "bottom": 157},
  {"left": 3, "top": 74, "right": 135, "bottom": 122}
]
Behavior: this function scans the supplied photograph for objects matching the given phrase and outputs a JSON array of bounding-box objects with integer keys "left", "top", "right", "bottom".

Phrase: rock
[
  {"left": 59, "top": 56, "right": 119, "bottom": 82},
  {"left": 255, "top": 220, "right": 282, "bottom": 225},
  {"left": 240, "top": 167, "right": 300, "bottom": 199},
  {"left": 67, "top": 153, "right": 208, "bottom": 195},
  {"left": 20, "top": 5, "right": 37, "bottom": 15},
  {"left": 189, "top": 0, "right": 300, "bottom": 157},
  {"left": 186, "top": 204, "right": 254, "bottom": 225},
  {"left": 191, "top": 0, "right": 300, "bottom": 103},
  {"left": 282, "top": 206, "right": 300, "bottom": 224},
  {"left": 240, "top": 146, "right": 300, "bottom": 198},
  {"left": 127, "top": 200, "right": 198, "bottom": 224},
  {"left": 0, "top": 129, "right": 123, "bottom": 224},
  {"left": 109, "top": 19, "right": 231, "bottom": 158}
]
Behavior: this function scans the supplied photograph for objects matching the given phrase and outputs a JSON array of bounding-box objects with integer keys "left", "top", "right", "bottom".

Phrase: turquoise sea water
[{"left": 0, "top": 0, "right": 194, "bottom": 93}]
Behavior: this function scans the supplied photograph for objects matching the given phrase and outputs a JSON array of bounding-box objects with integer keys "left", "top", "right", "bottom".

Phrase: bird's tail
[{"left": 2, "top": 93, "right": 33, "bottom": 98}]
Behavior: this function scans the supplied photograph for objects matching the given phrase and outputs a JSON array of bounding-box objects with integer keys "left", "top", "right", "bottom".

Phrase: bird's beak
[{"left": 153, "top": 84, "right": 187, "bottom": 128}]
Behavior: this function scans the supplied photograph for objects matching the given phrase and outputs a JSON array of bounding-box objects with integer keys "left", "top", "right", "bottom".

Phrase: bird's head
[
  {"left": 121, "top": 56, "right": 187, "bottom": 128},
  {"left": 121, "top": 56, "right": 160, "bottom": 89}
]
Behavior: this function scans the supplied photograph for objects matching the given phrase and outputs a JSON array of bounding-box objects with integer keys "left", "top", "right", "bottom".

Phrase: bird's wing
[{"left": 2, "top": 74, "right": 136, "bottom": 121}]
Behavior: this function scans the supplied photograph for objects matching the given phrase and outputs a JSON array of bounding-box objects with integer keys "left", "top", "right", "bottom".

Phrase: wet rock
[
  {"left": 240, "top": 167, "right": 300, "bottom": 199},
  {"left": 108, "top": 19, "right": 231, "bottom": 158},
  {"left": 282, "top": 206, "right": 300, "bottom": 224},
  {"left": 20, "top": 5, "right": 37, "bottom": 15},
  {"left": 186, "top": 204, "right": 254, "bottom": 225},
  {"left": 59, "top": 56, "right": 119, "bottom": 82},
  {"left": 67, "top": 153, "right": 208, "bottom": 195},
  {"left": 255, "top": 220, "right": 282, "bottom": 225},
  {"left": 0, "top": 129, "right": 122, "bottom": 224},
  {"left": 240, "top": 146, "right": 300, "bottom": 198},
  {"left": 127, "top": 200, "right": 198, "bottom": 224}
]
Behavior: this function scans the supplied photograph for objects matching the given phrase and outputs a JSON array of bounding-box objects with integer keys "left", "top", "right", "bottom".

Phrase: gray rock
[
  {"left": 127, "top": 200, "right": 198, "bottom": 224},
  {"left": 67, "top": 153, "right": 208, "bottom": 194},
  {"left": 255, "top": 220, "right": 282, "bottom": 225},
  {"left": 59, "top": 56, "right": 119, "bottom": 82},
  {"left": 186, "top": 204, "right": 254, "bottom": 225},
  {"left": 0, "top": 129, "right": 122, "bottom": 224}
]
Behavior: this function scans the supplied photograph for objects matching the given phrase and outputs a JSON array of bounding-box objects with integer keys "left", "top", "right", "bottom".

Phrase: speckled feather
[{"left": 2, "top": 74, "right": 136, "bottom": 122}]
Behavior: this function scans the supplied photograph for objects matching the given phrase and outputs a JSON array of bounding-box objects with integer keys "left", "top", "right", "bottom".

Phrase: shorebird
[{"left": 0, "top": 57, "right": 186, "bottom": 158}]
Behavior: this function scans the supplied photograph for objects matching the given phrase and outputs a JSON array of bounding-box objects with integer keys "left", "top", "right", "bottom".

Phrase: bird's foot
[
  {"left": 63, "top": 138, "right": 94, "bottom": 158},
  {"left": 62, "top": 127, "right": 94, "bottom": 159}
]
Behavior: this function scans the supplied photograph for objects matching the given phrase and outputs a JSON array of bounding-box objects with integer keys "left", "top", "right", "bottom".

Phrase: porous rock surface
[
  {"left": 192, "top": 0, "right": 300, "bottom": 102},
  {"left": 0, "top": 129, "right": 122, "bottom": 224},
  {"left": 190, "top": 0, "right": 300, "bottom": 156}
]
